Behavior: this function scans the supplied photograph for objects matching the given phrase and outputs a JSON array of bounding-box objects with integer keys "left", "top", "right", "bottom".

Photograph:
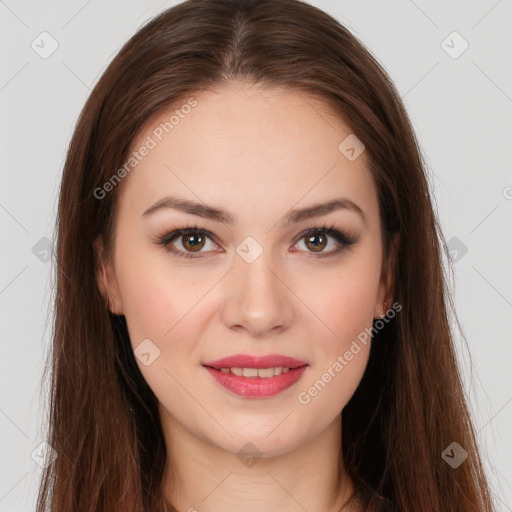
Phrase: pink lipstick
[{"left": 203, "top": 354, "right": 308, "bottom": 398}]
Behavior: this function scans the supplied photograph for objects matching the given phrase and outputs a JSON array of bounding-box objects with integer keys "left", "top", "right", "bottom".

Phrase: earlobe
[{"left": 92, "top": 236, "right": 123, "bottom": 315}]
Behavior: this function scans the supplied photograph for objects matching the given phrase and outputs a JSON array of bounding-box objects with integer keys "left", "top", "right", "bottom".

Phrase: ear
[
  {"left": 374, "top": 232, "right": 399, "bottom": 319},
  {"left": 93, "top": 235, "right": 124, "bottom": 315}
]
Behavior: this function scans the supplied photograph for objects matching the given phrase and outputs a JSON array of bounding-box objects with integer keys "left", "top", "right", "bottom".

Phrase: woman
[{"left": 37, "top": 0, "right": 495, "bottom": 510}]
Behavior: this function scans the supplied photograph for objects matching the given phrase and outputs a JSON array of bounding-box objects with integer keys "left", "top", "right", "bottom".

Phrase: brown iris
[
  {"left": 305, "top": 232, "right": 327, "bottom": 252},
  {"left": 182, "top": 232, "right": 205, "bottom": 252}
]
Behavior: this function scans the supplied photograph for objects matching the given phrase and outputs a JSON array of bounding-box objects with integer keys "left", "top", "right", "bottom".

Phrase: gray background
[{"left": 1, "top": 0, "right": 511, "bottom": 510}]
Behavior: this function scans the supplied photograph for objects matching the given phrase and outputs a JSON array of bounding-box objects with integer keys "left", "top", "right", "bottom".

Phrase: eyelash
[{"left": 156, "top": 222, "right": 358, "bottom": 260}]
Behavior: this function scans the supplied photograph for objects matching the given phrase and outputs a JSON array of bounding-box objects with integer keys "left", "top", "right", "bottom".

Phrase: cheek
[
  {"left": 300, "top": 256, "right": 381, "bottom": 345},
  {"left": 296, "top": 275, "right": 374, "bottom": 417},
  {"left": 115, "top": 260, "right": 209, "bottom": 399},
  {"left": 293, "top": 250, "right": 380, "bottom": 404},
  {"left": 113, "top": 244, "right": 208, "bottom": 353}
]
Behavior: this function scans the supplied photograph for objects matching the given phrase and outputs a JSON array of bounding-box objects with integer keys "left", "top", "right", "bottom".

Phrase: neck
[{"left": 160, "top": 407, "right": 355, "bottom": 512}]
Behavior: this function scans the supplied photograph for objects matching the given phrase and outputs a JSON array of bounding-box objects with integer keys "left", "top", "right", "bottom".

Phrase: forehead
[{"left": 116, "top": 83, "right": 378, "bottom": 227}]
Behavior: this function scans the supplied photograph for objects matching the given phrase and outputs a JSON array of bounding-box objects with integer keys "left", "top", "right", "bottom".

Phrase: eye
[
  {"left": 292, "top": 223, "right": 357, "bottom": 257},
  {"left": 156, "top": 222, "right": 357, "bottom": 259},
  {"left": 157, "top": 226, "right": 220, "bottom": 259}
]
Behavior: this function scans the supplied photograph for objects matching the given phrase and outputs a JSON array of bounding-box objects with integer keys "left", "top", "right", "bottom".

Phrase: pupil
[
  {"left": 184, "top": 233, "right": 203, "bottom": 251},
  {"left": 308, "top": 233, "right": 326, "bottom": 252}
]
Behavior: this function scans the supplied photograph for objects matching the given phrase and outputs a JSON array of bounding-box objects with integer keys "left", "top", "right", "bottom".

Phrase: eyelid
[
  {"left": 156, "top": 222, "right": 357, "bottom": 259},
  {"left": 290, "top": 223, "right": 357, "bottom": 257},
  {"left": 156, "top": 225, "right": 221, "bottom": 259}
]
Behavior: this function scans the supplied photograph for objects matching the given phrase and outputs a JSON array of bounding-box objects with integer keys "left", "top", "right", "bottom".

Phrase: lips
[
  {"left": 203, "top": 353, "right": 308, "bottom": 370},
  {"left": 203, "top": 353, "right": 309, "bottom": 398}
]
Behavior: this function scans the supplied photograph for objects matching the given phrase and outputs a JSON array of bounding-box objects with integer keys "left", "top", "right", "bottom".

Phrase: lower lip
[{"left": 204, "top": 366, "right": 308, "bottom": 398}]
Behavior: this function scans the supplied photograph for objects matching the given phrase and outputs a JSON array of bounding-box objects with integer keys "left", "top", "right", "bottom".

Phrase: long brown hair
[{"left": 37, "top": 0, "right": 495, "bottom": 510}]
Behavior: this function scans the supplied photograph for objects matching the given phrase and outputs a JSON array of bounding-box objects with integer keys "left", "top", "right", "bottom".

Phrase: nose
[{"left": 219, "top": 248, "right": 295, "bottom": 338}]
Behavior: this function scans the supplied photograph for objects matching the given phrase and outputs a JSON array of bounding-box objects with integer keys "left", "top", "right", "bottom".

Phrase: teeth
[
  {"left": 242, "top": 367, "right": 258, "bottom": 377},
  {"left": 255, "top": 367, "right": 275, "bottom": 378},
  {"left": 219, "top": 367, "right": 292, "bottom": 378}
]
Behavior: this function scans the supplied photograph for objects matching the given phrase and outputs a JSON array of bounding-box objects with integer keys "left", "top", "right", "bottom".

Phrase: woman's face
[{"left": 95, "top": 83, "right": 391, "bottom": 457}]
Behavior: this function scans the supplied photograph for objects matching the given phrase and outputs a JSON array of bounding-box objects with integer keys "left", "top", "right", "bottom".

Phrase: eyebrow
[{"left": 142, "top": 195, "right": 367, "bottom": 226}]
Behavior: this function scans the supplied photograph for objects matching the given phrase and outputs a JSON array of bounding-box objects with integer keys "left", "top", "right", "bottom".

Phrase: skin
[{"left": 94, "top": 82, "right": 394, "bottom": 512}]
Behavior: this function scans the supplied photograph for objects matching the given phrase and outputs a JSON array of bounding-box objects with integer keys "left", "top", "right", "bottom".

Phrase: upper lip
[{"left": 203, "top": 354, "right": 308, "bottom": 369}]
